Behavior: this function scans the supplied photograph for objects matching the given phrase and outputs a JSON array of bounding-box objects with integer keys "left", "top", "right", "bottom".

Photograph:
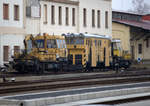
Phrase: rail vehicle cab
[
  {"left": 33, "top": 33, "right": 67, "bottom": 62},
  {"left": 63, "top": 33, "right": 111, "bottom": 70},
  {"left": 111, "top": 39, "right": 131, "bottom": 60},
  {"left": 64, "top": 33, "right": 85, "bottom": 67},
  {"left": 111, "top": 39, "right": 122, "bottom": 57},
  {"left": 111, "top": 39, "right": 131, "bottom": 69}
]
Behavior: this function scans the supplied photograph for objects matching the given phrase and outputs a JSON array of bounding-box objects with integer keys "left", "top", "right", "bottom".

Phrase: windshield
[
  {"left": 47, "top": 39, "right": 57, "bottom": 48},
  {"left": 113, "top": 42, "right": 121, "bottom": 50},
  {"left": 66, "top": 37, "right": 84, "bottom": 45},
  {"left": 56, "top": 39, "right": 66, "bottom": 48},
  {"left": 27, "top": 40, "right": 32, "bottom": 53},
  {"left": 35, "top": 40, "right": 44, "bottom": 48},
  {"left": 62, "top": 40, "right": 66, "bottom": 48}
]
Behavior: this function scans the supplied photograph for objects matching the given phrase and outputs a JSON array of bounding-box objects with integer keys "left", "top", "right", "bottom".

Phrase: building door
[{"left": 3, "top": 46, "right": 9, "bottom": 62}]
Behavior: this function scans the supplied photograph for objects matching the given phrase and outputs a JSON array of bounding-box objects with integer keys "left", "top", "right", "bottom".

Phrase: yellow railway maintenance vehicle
[
  {"left": 63, "top": 33, "right": 111, "bottom": 71},
  {"left": 11, "top": 33, "right": 67, "bottom": 73},
  {"left": 111, "top": 39, "right": 131, "bottom": 69}
]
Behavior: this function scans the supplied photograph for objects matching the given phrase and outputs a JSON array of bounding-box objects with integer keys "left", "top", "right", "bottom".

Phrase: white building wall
[
  {"left": 40, "top": 0, "right": 112, "bottom": 36},
  {"left": 0, "top": 34, "right": 24, "bottom": 64},
  {"left": 0, "top": 0, "right": 24, "bottom": 28},
  {"left": 0, "top": 0, "right": 25, "bottom": 65},
  {"left": 78, "top": 0, "right": 112, "bottom": 36},
  {"left": 26, "top": 17, "right": 40, "bottom": 35},
  {"left": 0, "top": 35, "right": 2, "bottom": 65},
  {"left": 40, "top": 1, "right": 78, "bottom": 35}
]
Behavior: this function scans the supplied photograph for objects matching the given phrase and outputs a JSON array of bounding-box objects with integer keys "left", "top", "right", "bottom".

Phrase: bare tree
[{"left": 130, "top": 0, "right": 150, "bottom": 14}]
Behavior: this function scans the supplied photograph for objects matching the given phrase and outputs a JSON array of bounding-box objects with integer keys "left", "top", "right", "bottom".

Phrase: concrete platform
[
  {"left": 117, "top": 100, "right": 150, "bottom": 106},
  {"left": 1, "top": 82, "right": 150, "bottom": 106}
]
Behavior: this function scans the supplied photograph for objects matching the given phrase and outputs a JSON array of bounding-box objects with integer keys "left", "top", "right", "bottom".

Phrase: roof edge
[{"left": 40, "top": 0, "right": 79, "bottom": 5}]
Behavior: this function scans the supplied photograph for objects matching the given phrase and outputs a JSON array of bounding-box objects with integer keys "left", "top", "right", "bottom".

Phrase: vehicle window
[
  {"left": 65, "top": 37, "right": 84, "bottom": 45},
  {"left": 62, "top": 40, "right": 66, "bottom": 48},
  {"left": 113, "top": 42, "right": 121, "bottom": 50},
  {"left": 47, "top": 39, "right": 57, "bottom": 48},
  {"left": 75, "top": 37, "right": 84, "bottom": 45},
  {"left": 70, "top": 38, "right": 74, "bottom": 44},
  {"left": 95, "top": 40, "right": 97, "bottom": 46},
  {"left": 35, "top": 40, "right": 44, "bottom": 48},
  {"left": 27, "top": 40, "right": 32, "bottom": 53},
  {"left": 59, "top": 40, "right": 63, "bottom": 48},
  {"left": 98, "top": 40, "right": 101, "bottom": 46},
  {"left": 65, "top": 38, "right": 70, "bottom": 44},
  {"left": 56, "top": 39, "right": 60, "bottom": 48}
]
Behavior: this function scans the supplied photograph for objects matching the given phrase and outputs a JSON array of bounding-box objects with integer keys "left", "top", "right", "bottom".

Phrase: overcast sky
[{"left": 112, "top": 0, "right": 150, "bottom": 11}]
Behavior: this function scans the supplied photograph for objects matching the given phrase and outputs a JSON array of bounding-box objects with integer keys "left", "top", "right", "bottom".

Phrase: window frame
[
  {"left": 65, "top": 7, "right": 69, "bottom": 26},
  {"left": 92, "top": 9, "right": 95, "bottom": 27},
  {"left": 105, "top": 11, "right": 108, "bottom": 29},
  {"left": 51, "top": 5, "right": 55, "bottom": 25},
  {"left": 3, "top": 3, "right": 9, "bottom": 20},
  {"left": 3, "top": 46, "right": 9, "bottom": 62},
  {"left": 97, "top": 10, "right": 101, "bottom": 28},
  {"left": 72, "top": 8, "right": 75, "bottom": 26},
  {"left": 138, "top": 44, "right": 142, "bottom": 54},
  {"left": 43, "top": 4, "right": 47, "bottom": 24},
  {"left": 14, "top": 5, "right": 19, "bottom": 21},
  {"left": 58, "top": 6, "right": 62, "bottom": 25},
  {"left": 83, "top": 8, "right": 87, "bottom": 27}
]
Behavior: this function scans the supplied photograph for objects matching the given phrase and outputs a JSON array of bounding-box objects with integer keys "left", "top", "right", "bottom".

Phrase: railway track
[
  {"left": 1, "top": 75, "right": 150, "bottom": 95},
  {"left": 0, "top": 68, "right": 149, "bottom": 78},
  {"left": 1, "top": 69, "right": 150, "bottom": 87}
]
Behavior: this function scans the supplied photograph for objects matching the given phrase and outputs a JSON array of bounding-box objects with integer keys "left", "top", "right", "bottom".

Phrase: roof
[
  {"left": 40, "top": 0, "right": 79, "bottom": 5},
  {"left": 62, "top": 33, "right": 112, "bottom": 39},
  {"left": 112, "top": 10, "right": 143, "bottom": 16},
  {"left": 112, "top": 39, "right": 121, "bottom": 43},
  {"left": 142, "top": 15, "right": 150, "bottom": 21},
  {"left": 113, "top": 18, "right": 150, "bottom": 31}
]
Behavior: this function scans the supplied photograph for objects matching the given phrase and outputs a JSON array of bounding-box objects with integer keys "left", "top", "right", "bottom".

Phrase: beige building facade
[
  {"left": 112, "top": 22, "right": 130, "bottom": 53},
  {"left": 130, "top": 27, "right": 150, "bottom": 61},
  {"left": 112, "top": 11, "right": 150, "bottom": 61}
]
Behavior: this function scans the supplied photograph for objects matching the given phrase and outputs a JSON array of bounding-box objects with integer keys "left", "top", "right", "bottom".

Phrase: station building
[
  {"left": 112, "top": 11, "right": 150, "bottom": 62},
  {"left": 0, "top": 0, "right": 26, "bottom": 65}
]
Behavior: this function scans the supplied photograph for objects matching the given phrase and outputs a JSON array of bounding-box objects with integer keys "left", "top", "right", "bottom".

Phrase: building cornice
[
  {"left": 40, "top": 0, "right": 79, "bottom": 5},
  {"left": 0, "top": 27, "right": 26, "bottom": 35},
  {"left": 103, "top": 0, "right": 112, "bottom": 2}
]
